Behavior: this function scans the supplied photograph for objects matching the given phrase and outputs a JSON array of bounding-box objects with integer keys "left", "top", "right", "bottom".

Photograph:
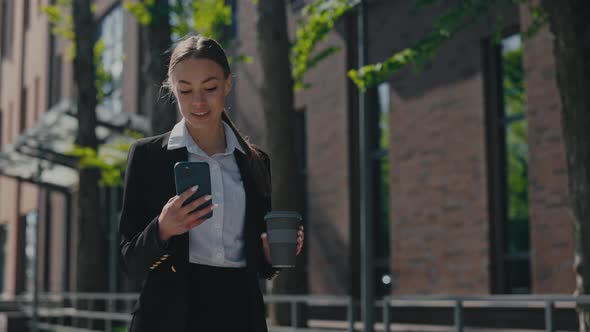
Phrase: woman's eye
[
  {"left": 205, "top": 87, "right": 218, "bottom": 92},
  {"left": 179, "top": 90, "right": 191, "bottom": 94}
]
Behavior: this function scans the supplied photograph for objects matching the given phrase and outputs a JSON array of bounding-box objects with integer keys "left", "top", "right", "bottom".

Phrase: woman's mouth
[{"left": 191, "top": 110, "right": 210, "bottom": 117}]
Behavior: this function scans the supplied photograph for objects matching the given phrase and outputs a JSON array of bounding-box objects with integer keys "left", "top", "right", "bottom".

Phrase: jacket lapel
[{"left": 160, "top": 138, "right": 190, "bottom": 263}]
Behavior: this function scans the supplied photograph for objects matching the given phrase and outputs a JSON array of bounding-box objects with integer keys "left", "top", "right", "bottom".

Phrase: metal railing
[
  {"left": 16, "top": 292, "right": 137, "bottom": 332},
  {"left": 10, "top": 292, "right": 590, "bottom": 331},
  {"left": 14, "top": 292, "right": 355, "bottom": 332},
  {"left": 263, "top": 294, "right": 354, "bottom": 332},
  {"left": 381, "top": 294, "right": 590, "bottom": 332}
]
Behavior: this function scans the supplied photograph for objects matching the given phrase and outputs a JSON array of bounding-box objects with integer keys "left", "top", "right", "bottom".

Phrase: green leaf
[
  {"left": 67, "top": 132, "right": 144, "bottom": 187},
  {"left": 123, "top": 1, "right": 153, "bottom": 26},
  {"left": 348, "top": 0, "right": 515, "bottom": 90},
  {"left": 291, "top": 0, "right": 354, "bottom": 92},
  {"left": 228, "top": 54, "right": 254, "bottom": 65}
]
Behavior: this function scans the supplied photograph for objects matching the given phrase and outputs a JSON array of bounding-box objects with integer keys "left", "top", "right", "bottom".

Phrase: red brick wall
[
  {"left": 388, "top": 76, "right": 491, "bottom": 295},
  {"left": 300, "top": 29, "right": 351, "bottom": 295},
  {"left": 519, "top": 4, "right": 575, "bottom": 293},
  {"left": 366, "top": 0, "right": 513, "bottom": 295}
]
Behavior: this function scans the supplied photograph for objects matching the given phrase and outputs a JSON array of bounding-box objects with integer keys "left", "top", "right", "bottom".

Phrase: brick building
[
  {"left": 0, "top": 0, "right": 575, "bottom": 301},
  {"left": 231, "top": 0, "right": 575, "bottom": 297}
]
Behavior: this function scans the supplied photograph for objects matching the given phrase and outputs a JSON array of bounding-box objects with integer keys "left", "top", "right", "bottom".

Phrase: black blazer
[{"left": 119, "top": 132, "right": 278, "bottom": 332}]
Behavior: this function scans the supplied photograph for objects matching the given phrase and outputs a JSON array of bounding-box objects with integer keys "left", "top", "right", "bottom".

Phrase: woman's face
[{"left": 171, "top": 58, "right": 232, "bottom": 131}]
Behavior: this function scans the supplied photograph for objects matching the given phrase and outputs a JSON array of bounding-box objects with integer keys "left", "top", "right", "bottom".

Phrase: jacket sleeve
[
  {"left": 119, "top": 142, "right": 174, "bottom": 282},
  {"left": 258, "top": 150, "right": 281, "bottom": 280}
]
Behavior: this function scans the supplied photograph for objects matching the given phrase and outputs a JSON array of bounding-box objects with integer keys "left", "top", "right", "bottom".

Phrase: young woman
[{"left": 119, "top": 34, "right": 304, "bottom": 332}]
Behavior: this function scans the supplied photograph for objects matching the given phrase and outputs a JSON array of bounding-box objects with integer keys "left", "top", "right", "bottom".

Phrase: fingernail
[
  {"left": 205, "top": 195, "right": 212, "bottom": 201},
  {"left": 191, "top": 185, "right": 199, "bottom": 191},
  {"left": 212, "top": 203, "right": 219, "bottom": 209}
]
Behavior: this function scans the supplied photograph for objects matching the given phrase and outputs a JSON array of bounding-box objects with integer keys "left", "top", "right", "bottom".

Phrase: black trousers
[{"left": 186, "top": 263, "right": 255, "bottom": 332}]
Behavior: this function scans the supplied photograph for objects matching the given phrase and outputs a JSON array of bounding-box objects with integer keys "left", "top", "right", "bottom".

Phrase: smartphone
[{"left": 174, "top": 161, "right": 213, "bottom": 219}]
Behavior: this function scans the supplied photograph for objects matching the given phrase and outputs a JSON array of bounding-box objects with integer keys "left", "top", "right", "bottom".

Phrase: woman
[{"left": 119, "top": 34, "right": 304, "bottom": 332}]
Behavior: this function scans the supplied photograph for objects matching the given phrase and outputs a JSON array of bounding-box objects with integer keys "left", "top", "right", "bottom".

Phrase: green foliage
[
  {"left": 191, "top": 0, "right": 232, "bottom": 40},
  {"left": 291, "top": 0, "right": 354, "bottom": 91},
  {"left": 94, "top": 39, "right": 115, "bottom": 104},
  {"left": 503, "top": 47, "right": 525, "bottom": 115},
  {"left": 229, "top": 54, "right": 254, "bottom": 65},
  {"left": 499, "top": 40, "right": 530, "bottom": 253},
  {"left": 349, "top": 0, "right": 505, "bottom": 91},
  {"left": 127, "top": 0, "right": 253, "bottom": 66},
  {"left": 123, "top": 0, "right": 155, "bottom": 26},
  {"left": 41, "top": 0, "right": 76, "bottom": 59},
  {"left": 67, "top": 130, "right": 143, "bottom": 187},
  {"left": 348, "top": 0, "right": 548, "bottom": 91},
  {"left": 169, "top": 0, "right": 191, "bottom": 37},
  {"left": 520, "top": 1, "right": 549, "bottom": 40},
  {"left": 127, "top": 0, "right": 232, "bottom": 40},
  {"left": 42, "top": 3, "right": 115, "bottom": 104}
]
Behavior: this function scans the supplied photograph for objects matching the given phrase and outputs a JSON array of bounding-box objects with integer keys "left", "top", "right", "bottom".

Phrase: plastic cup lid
[{"left": 264, "top": 211, "right": 302, "bottom": 221}]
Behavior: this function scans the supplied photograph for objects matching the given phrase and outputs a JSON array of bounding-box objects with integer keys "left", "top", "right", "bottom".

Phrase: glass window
[
  {"left": 24, "top": 211, "right": 38, "bottom": 293},
  {"left": 0, "top": 109, "right": 3, "bottom": 147},
  {"left": 486, "top": 33, "right": 531, "bottom": 294},
  {"left": 1, "top": 0, "right": 14, "bottom": 58},
  {"left": 96, "top": 5, "right": 125, "bottom": 114},
  {"left": 373, "top": 82, "right": 391, "bottom": 296},
  {"left": 0, "top": 224, "right": 7, "bottom": 293}
]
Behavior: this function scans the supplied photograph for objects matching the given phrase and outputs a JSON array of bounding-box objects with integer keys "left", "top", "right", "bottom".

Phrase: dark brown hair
[{"left": 164, "top": 34, "right": 271, "bottom": 196}]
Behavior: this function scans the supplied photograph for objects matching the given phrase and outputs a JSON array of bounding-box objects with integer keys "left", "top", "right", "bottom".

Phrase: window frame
[{"left": 483, "top": 29, "right": 532, "bottom": 294}]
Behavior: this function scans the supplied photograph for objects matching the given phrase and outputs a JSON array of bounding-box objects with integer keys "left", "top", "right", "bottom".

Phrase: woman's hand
[
  {"left": 260, "top": 225, "right": 304, "bottom": 265},
  {"left": 158, "top": 186, "right": 219, "bottom": 242}
]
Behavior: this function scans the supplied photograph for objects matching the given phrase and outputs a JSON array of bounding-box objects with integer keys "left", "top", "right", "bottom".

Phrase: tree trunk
[
  {"left": 255, "top": 0, "right": 308, "bottom": 326},
  {"left": 141, "top": 1, "right": 176, "bottom": 135},
  {"left": 72, "top": 0, "right": 107, "bottom": 296},
  {"left": 542, "top": 1, "right": 590, "bottom": 331}
]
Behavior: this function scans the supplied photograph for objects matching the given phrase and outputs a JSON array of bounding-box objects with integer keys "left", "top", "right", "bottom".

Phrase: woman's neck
[{"left": 186, "top": 121, "right": 226, "bottom": 156}]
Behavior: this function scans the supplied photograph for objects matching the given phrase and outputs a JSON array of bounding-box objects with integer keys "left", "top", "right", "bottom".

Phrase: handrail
[
  {"left": 11, "top": 292, "right": 589, "bottom": 332},
  {"left": 381, "top": 294, "right": 590, "bottom": 332}
]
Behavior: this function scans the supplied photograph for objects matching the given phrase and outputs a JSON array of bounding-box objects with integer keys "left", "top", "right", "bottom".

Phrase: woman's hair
[{"left": 164, "top": 34, "right": 271, "bottom": 196}]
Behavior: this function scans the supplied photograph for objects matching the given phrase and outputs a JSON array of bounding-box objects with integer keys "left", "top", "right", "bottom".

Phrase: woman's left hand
[{"left": 261, "top": 225, "right": 304, "bottom": 265}]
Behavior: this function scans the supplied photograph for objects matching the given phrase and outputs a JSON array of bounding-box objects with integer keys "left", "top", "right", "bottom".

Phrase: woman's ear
[{"left": 224, "top": 76, "right": 233, "bottom": 96}]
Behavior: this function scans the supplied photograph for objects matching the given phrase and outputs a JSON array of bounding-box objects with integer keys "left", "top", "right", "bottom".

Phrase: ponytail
[{"left": 222, "top": 111, "right": 272, "bottom": 197}]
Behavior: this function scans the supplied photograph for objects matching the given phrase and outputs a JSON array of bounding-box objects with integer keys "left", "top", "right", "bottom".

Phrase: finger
[
  {"left": 298, "top": 230, "right": 304, "bottom": 241},
  {"left": 172, "top": 185, "right": 199, "bottom": 208},
  {"left": 185, "top": 203, "right": 219, "bottom": 223},
  {"left": 180, "top": 194, "right": 212, "bottom": 215},
  {"left": 185, "top": 204, "right": 218, "bottom": 229},
  {"left": 296, "top": 241, "right": 303, "bottom": 256},
  {"left": 186, "top": 217, "right": 208, "bottom": 230}
]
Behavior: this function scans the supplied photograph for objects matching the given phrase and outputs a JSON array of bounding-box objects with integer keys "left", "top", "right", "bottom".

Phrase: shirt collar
[{"left": 167, "top": 118, "right": 245, "bottom": 155}]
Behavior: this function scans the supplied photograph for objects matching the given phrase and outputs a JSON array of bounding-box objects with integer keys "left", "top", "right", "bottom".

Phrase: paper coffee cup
[{"left": 264, "top": 211, "right": 302, "bottom": 268}]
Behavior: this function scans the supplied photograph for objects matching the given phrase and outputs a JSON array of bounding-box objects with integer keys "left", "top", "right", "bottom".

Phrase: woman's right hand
[{"left": 158, "top": 186, "right": 218, "bottom": 242}]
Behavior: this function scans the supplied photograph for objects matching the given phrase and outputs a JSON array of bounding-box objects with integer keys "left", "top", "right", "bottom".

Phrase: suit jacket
[{"left": 119, "top": 132, "right": 279, "bottom": 332}]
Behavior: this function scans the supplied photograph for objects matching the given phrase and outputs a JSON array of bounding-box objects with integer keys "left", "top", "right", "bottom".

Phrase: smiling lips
[{"left": 191, "top": 110, "right": 210, "bottom": 117}]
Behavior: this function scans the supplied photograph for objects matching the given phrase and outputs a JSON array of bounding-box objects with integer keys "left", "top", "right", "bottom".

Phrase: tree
[
  {"left": 345, "top": 0, "right": 590, "bottom": 330},
  {"left": 540, "top": 2, "right": 590, "bottom": 330},
  {"left": 124, "top": 0, "right": 176, "bottom": 135},
  {"left": 255, "top": 0, "right": 308, "bottom": 325},
  {"left": 71, "top": 0, "right": 108, "bottom": 298}
]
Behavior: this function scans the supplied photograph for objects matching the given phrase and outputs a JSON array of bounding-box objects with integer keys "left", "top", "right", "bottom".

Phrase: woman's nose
[{"left": 192, "top": 91, "right": 205, "bottom": 105}]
